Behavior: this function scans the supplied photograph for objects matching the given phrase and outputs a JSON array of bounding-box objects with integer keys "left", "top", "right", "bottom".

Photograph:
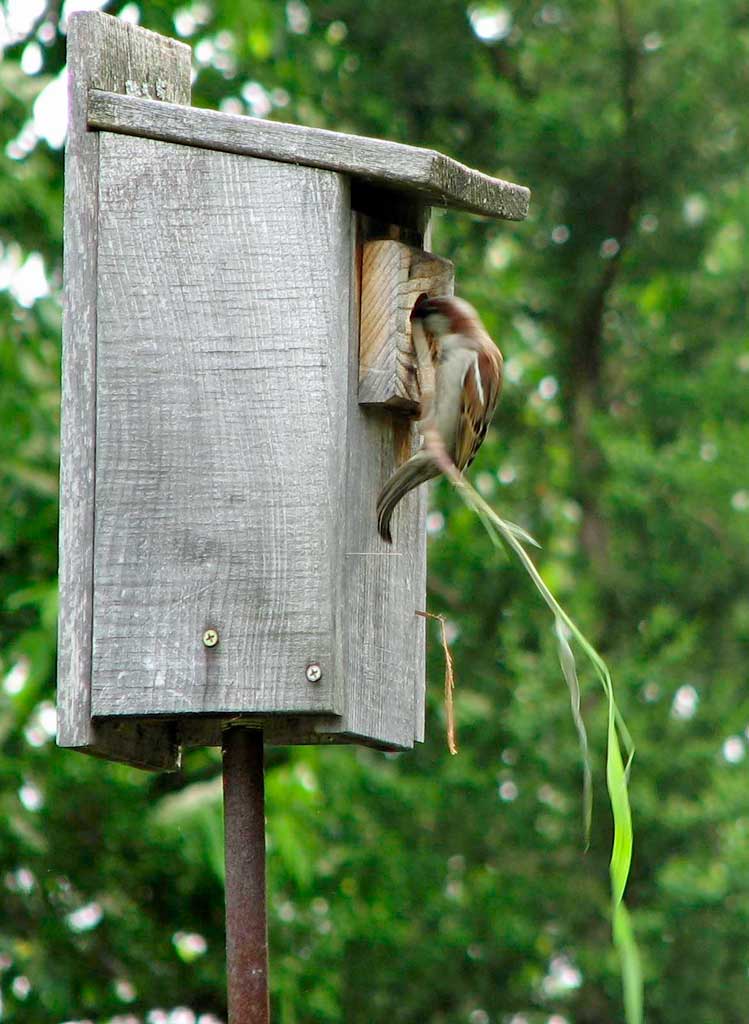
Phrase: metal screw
[
  {"left": 203, "top": 628, "right": 219, "bottom": 648},
  {"left": 305, "top": 662, "right": 322, "bottom": 683}
]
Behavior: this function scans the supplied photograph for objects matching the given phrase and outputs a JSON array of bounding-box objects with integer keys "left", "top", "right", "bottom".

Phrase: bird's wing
[{"left": 454, "top": 345, "right": 503, "bottom": 471}]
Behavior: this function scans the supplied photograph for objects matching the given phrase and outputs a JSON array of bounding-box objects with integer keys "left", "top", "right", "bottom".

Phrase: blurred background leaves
[{"left": 1, "top": 0, "right": 749, "bottom": 1021}]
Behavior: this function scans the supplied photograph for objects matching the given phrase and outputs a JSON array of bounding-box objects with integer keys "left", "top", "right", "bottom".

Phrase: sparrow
[{"left": 376, "top": 295, "right": 503, "bottom": 543}]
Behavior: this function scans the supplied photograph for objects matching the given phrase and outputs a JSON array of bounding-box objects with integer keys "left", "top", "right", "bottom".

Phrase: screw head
[
  {"left": 305, "top": 662, "right": 322, "bottom": 683},
  {"left": 203, "top": 628, "right": 219, "bottom": 648}
]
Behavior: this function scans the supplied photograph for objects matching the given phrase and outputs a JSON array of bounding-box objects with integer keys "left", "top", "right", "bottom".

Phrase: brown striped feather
[{"left": 455, "top": 343, "right": 503, "bottom": 470}]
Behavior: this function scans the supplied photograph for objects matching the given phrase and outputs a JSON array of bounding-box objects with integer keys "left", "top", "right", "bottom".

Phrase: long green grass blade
[
  {"left": 450, "top": 476, "right": 642, "bottom": 1024},
  {"left": 614, "top": 901, "right": 644, "bottom": 1024},
  {"left": 554, "top": 617, "right": 593, "bottom": 844}
]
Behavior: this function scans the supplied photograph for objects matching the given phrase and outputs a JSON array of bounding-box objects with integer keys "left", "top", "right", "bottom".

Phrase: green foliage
[{"left": 2, "top": 0, "right": 749, "bottom": 1022}]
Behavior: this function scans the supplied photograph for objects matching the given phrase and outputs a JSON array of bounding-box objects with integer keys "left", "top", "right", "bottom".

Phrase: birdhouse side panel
[
  {"left": 90, "top": 135, "right": 349, "bottom": 719},
  {"left": 57, "top": 11, "right": 191, "bottom": 768}
]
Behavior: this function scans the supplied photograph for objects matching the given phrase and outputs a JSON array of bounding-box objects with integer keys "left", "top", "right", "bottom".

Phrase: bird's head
[{"left": 410, "top": 294, "right": 480, "bottom": 339}]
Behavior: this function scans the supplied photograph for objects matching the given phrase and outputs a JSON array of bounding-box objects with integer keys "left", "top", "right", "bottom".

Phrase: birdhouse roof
[{"left": 88, "top": 89, "right": 530, "bottom": 221}]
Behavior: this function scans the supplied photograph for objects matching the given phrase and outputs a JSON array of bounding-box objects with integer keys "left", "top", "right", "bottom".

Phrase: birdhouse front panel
[{"left": 91, "top": 133, "right": 349, "bottom": 719}]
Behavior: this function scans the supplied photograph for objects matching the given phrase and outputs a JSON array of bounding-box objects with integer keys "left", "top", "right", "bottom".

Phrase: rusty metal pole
[{"left": 222, "top": 726, "right": 270, "bottom": 1024}]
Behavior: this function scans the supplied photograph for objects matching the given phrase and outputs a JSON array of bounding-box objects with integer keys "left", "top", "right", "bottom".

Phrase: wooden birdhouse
[{"left": 57, "top": 12, "right": 530, "bottom": 771}]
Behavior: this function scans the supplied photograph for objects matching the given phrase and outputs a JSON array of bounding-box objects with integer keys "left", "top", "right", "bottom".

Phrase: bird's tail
[{"left": 376, "top": 452, "right": 439, "bottom": 543}]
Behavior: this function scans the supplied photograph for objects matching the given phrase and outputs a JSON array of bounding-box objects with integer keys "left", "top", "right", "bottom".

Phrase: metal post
[{"left": 222, "top": 727, "right": 269, "bottom": 1024}]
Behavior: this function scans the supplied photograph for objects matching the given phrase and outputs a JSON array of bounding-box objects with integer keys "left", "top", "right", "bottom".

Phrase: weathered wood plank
[
  {"left": 91, "top": 135, "right": 349, "bottom": 720},
  {"left": 330, "top": 211, "right": 428, "bottom": 749},
  {"left": 57, "top": 11, "right": 190, "bottom": 768},
  {"left": 87, "top": 90, "right": 531, "bottom": 221},
  {"left": 359, "top": 240, "right": 454, "bottom": 411}
]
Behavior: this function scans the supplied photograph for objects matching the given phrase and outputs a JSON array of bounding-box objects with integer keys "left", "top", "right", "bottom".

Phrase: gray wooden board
[
  {"left": 91, "top": 135, "right": 349, "bottom": 719},
  {"left": 88, "top": 90, "right": 531, "bottom": 221},
  {"left": 333, "top": 212, "right": 427, "bottom": 748},
  {"left": 57, "top": 11, "right": 190, "bottom": 768}
]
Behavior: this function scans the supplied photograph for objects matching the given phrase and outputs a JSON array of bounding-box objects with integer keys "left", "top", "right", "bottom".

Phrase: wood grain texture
[
  {"left": 92, "top": 189, "right": 428, "bottom": 750},
  {"left": 57, "top": 11, "right": 190, "bottom": 768},
  {"left": 325, "top": 211, "right": 427, "bottom": 748},
  {"left": 91, "top": 139, "right": 425, "bottom": 749},
  {"left": 91, "top": 136, "right": 349, "bottom": 719},
  {"left": 359, "top": 240, "right": 454, "bottom": 411},
  {"left": 87, "top": 89, "right": 531, "bottom": 221}
]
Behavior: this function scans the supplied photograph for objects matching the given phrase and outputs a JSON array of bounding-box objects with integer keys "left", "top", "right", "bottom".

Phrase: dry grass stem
[{"left": 416, "top": 610, "right": 457, "bottom": 755}]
